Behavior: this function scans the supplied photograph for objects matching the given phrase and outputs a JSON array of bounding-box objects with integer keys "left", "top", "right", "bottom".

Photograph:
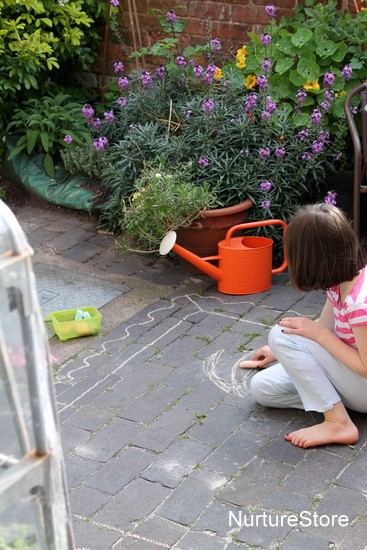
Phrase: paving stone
[
  {"left": 158, "top": 469, "right": 228, "bottom": 526},
  {"left": 131, "top": 405, "right": 195, "bottom": 452},
  {"left": 60, "top": 422, "right": 91, "bottom": 452},
  {"left": 142, "top": 437, "right": 212, "bottom": 488},
  {"left": 203, "top": 427, "right": 269, "bottom": 475},
  {"left": 119, "top": 385, "right": 184, "bottom": 422},
  {"left": 58, "top": 372, "right": 123, "bottom": 408},
  {"left": 305, "top": 485, "right": 367, "bottom": 543},
  {"left": 27, "top": 228, "right": 58, "bottom": 246},
  {"left": 193, "top": 501, "right": 251, "bottom": 538},
  {"left": 162, "top": 358, "right": 208, "bottom": 390},
  {"left": 47, "top": 228, "right": 92, "bottom": 252},
  {"left": 220, "top": 458, "right": 292, "bottom": 508},
  {"left": 235, "top": 507, "right": 293, "bottom": 547},
  {"left": 261, "top": 433, "right": 312, "bottom": 465},
  {"left": 110, "top": 361, "right": 174, "bottom": 399},
  {"left": 74, "top": 521, "right": 121, "bottom": 550},
  {"left": 335, "top": 448, "right": 367, "bottom": 493},
  {"left": 138, "top": 317, "right": 193, "bottom": 346},
  {"left": 113, "top": 536, "right": 162, "bottom": 549},
  {"left": 88, "top": 233, "right": 116, "bottom": 247},
  {"left": 187, "top": 402, "right": 247, "bottom": 446},
  {"left": 132, "top": 516, "right": 187, "bottom": 547},
  {"left": 280, "top": 448, "right": 349, "bottom": 497},
  {"left": 68, "top": 393, "right": 130, "bottom": 432},
  {"left": 262, "top": 488, "right": 313, "bottom": 514},
  {"left": 94, "top": 478, "right": 171, "bottom": 531},
  {"left": 280, "top": 530, "right": 338, "bottom": 550},
  {"left": 258, "top": 284, "right": 303, "bottom": 311},
  {"left": 85, "top": 446, "right": 155, "bottom": 495},
  {"left": 74, "top": 417, "right": 142, "bottom": 462},
  {"left": 64, "top": 453, "right": 103, "bottom": 488},
  {"left": 178, "top": 379, "right": 226, "bottom": 413},
  {"left": 338, "top": 515, "right": 367, "bottom": 550},
  {"left": 176, "top": 530, "right": 228, "bottom": 549},
  {"left": 62, "top": 241, "right": 104, "bottom": 262},
  {"left": 185, "top": 313, "right": 236, "bottom": 339},
  {"left": 69, "top": 486, "right": 110, "bottom": 519},
  {"left": 158, "top": 335, "right": 206, "bottom": 367}
]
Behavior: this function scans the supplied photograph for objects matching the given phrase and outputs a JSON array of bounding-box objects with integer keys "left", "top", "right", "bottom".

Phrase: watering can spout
[{"left": 159, "top": 231, "right": 222, "bottom": 281}]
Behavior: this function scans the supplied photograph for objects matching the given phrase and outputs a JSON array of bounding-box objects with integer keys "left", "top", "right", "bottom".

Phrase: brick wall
[{"left": 99, "top": 0, "right": 362, "bottom": 76}]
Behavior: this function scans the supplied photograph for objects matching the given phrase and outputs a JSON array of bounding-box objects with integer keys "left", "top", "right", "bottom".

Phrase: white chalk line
[{"left": 56, "top": 293, "right": 313, "bottom": 410}]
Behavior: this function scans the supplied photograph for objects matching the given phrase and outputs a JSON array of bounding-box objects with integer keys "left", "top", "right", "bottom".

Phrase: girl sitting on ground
[{"left": 241, "top": 203, "right": 367, "bottom": 448}]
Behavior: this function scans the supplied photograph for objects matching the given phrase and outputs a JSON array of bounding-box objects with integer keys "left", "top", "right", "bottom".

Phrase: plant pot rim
[{"left": 199, "top": 198, "right": 253, "bottom": 219}]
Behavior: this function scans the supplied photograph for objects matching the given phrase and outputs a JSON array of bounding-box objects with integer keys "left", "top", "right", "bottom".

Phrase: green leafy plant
[
  {"left": 116, "top": 161, "right": 220, "bottom": 253},
  {"left": 6, "top": 93, "right": 90, "bottom": 177}
]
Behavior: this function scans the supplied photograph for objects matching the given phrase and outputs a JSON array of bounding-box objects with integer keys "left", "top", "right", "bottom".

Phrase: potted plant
[{"left": 116, "top": 161, "right": 222, "bottom": 255}]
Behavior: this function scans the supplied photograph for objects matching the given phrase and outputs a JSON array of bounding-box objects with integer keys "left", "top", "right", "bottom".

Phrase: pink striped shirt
[{"left": 327, "top": 267, "right": 367, "bottom": 347}]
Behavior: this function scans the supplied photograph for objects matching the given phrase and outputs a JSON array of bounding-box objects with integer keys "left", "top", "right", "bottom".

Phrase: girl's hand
[
  {"left": 240, "top": 345, "right": 276, "bottom": 369},
  {"left": 278, "top": 316, "right": 326, "bottom": 342}
]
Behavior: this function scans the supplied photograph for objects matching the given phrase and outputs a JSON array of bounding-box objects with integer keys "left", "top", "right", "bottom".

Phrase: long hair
[{"left": 285, "top": 203, "right": 366, "bottom": 291}]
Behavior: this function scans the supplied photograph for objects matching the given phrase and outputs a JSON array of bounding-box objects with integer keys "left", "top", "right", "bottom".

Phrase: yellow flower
[
  {"left": 132, "top": 191, "right": 140, "bottom": 202},
  {"left": 245, "top": 74, "right": 257, "bottom": 89},
  {"left": 236, "top": 55, "right": 246, "bottom": 69},
  {"left": 237, "top": 45, "right": 248, "bottom": 57},
  {"left": 303, "top": 80, "right": 320, "bottom": 91},
  {"left": 214, "top": 67, "right": 223, "bottom": 79}
]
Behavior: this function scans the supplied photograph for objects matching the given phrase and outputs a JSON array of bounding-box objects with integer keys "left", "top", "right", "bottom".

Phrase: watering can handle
[{"left": 224, "top": 219, "right": 288, "bottom": 274}]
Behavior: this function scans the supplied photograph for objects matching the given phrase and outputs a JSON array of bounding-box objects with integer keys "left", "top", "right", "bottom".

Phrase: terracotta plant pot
[{"left": 175, "top": 198, "right": 253, "bottom": 273}]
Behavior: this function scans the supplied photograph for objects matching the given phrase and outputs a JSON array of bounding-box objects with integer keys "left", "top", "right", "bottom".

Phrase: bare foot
[{"left": 284, "top": 419, "right": 359, "bottom": 448}]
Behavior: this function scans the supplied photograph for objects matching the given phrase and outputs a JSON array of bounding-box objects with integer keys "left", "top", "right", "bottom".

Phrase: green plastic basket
[{"left": 44, "top": 306, "right": 102, "bottom": 342}]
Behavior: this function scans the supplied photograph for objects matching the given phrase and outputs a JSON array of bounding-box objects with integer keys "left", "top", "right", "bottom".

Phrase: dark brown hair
[{"left": 285, "top": 203, "right": 366, "bottom": 291}]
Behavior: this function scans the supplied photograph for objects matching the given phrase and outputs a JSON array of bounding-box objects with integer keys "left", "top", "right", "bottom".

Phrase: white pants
[{"left": 250, "top": 324, "right": 367, "bottom": 413}]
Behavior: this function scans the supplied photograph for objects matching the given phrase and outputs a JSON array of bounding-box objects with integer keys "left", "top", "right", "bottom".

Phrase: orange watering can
[{"left": 160, "top": 219, "right": 287, "bottom": 295}]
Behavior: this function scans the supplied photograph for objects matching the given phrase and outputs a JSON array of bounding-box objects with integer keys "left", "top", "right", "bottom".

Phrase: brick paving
[{"left": 9, "top": 201, "right": 367, "bottom": 550}]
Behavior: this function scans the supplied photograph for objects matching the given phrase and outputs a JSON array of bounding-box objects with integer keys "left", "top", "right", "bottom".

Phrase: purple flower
[
  {"left": 259, "top": 147, "right": 270, "bottom": 160},
  {"left": 64, "top": 135, "right": 73, "bottom": 144},
  {"left": 104, "top": 110, "right": 115, "bottom": 123},
  {"left": 301, "top": 152, "right": 313, "bottom": 161},
  {"left": 166, "top": 10, "right": 176, "bottom": 24},
  {"left": 296, "top": 88, "right": 307, "bottom": 104},
  {"left": 91, "top": 118, "right": 101, "bottom": 129},
  {"left": 262, "top": 199, "right": 271, "bottom": 209},
  {"left": 324, "top": 190, "right": 337, "bottom": 205},
  {"left": 176, "top": 55, "right": 187, "bottom": 67},
  {"left": 185, "top": 110, "right": 192, "bottom": 119},
  {"left": 275, "top": 146, "right": 285, "bottom": 159},
  {"left": 203, "top": 64, "right": 216, "bottom": 84},
  {"left": 129, "top": 123, "right": 137, "bottom": 129},
  {"left": 265, "top": 96, "right": 277, "bottom": 113},
  {"left": 334, "top": 151, "right": 342, "bottom": 161},
  {"left": 341, "top": 65, "right": 353, "bottom": 80},
  {"left": 260, "top": 180, "right": 272, "bottom": 192},
  {"left": 155, "top": 65, "right": 166, "bottom": 79},
  {"left": 116, "top": 97, "right": 127, "bottom": 107},
  {"left": 111, "top": 0, "right": 119, "bottom": 5},
  {"left": 324, "top": 89, "right": 335, "bottom": 102},
  {"left": 311, "top": 108, "right": 322, "bottom": 126},
  {"left": 297, "top": 129, "right": 309, "bottom": 141},
  {"left": 323, "top": 72, "right": 335, "bottom": 87},
  {"left": 261, "top": 111, "right": 271, "bottom": 122},
  {"left": 312, "top": 140, "right": 324, "bottom": 154},
  {"left": 257, "top": 75, "right": 268, "bottom": 89},
  {"left": 245, "top": 93, "right": 257, "bottom": 110},
  {"left": 198, "top": 156, "right": 209, "bottom": 167},
  {"left": 211, "top": 38, "right": 222, "bottom": 51},
  {"left": 320, "top": 100, "right": 331, "bottom": 110},
  {"left": 261, "top": 57, "right": 272, "bottom": 73},
  {"left": 114, "top": 61, "right": 124, "bottom": 74},
  {"left": 265, "top": 3, "right": 275, "bottom": 17},
  {"left": 141, "top": 70, "right": 152, "bottom": 87},
  {"left": 194, "top": 65, "right": 203, "bottom": 77},
  {"left": 93, "top": 137, "right": 108, "bottom": 151},
  {"left": 261, "top": 33, "right": 272, "bottom": 47},
  {"left": 118, "top": 76, "right": 129, "bottom": 89},
  {"left": 202, "top": 98, "right": 215, "bottom": 113},
  {"left": 82, "top": 104, "right": 94, "bottom": 119},
  {"left": 319, "top": 129, "right": 330, "bottom": 142}
]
